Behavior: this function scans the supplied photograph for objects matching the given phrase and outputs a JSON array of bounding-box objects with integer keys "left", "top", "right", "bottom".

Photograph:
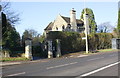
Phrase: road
[{"left": 2, "top": 51, "right": 120, "bottom": 78}]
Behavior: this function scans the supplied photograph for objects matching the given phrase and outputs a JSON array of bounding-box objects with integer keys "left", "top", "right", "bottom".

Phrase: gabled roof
[
  {"left": 44, "top": 15, "right": 84, "bottom": 31},
  {"left": 44, "top": 22, "right": 54, "bottom": 30},
  {"left": 61, "top": 16, "right": 70, "bottom": 23},
  {"left": 61, "top": 16, "right": 84, "bottom": 25}
]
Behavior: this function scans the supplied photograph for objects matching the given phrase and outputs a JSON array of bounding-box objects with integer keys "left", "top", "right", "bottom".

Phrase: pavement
[
  {"left": 2, "top": 51, "right": 119, "bottom": 77},
  {"left": 0, "top": 54, "right": 89, "bottom": 67},
  {"left": 0, "top": 58, "right": 52, "bottom": 67},
  {"left": 0, "top": 50, "right": 110, "bottom": 67}
]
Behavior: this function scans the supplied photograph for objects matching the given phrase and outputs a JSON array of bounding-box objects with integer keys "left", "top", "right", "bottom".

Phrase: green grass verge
[
  {"left": 62, "top": 49, "right": 118, "bottom": 57},
  {"left": 0, "top": 57, "right": 30, "bottom": 62},
  {"left": 97, "top": 49, "right": 118, "bottom": 52}
]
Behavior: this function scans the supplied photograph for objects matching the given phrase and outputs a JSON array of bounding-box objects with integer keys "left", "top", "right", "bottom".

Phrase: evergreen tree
[
  {"left": 80, "top": 8, "right": 97, "bottom": 34},
  {"left": 117, "top": 8, "right": 120, "bottom": 38},
  {"left": 2, "top": 22, "right": 21, "bottom": 51},
  {"left": 22, "top": 30, "right": 32, "bottom": 47},
  {"left": 2, "top": 12, "right": 21, "bottom": 52},
  {"left": 1, "top": 2, "right": 21, "bottom": 55}
]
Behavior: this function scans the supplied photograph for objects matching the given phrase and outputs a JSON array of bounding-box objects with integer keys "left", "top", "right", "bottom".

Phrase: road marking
[
  {"left": 87, "top": 57, "right": 104, "bottom": 61},
  {"left": 7, "top": 72, "right": 26, "bottom": 76},
  {"left": 81, "top": 61, "right": 120, "bottom": 77},
  {"left": 109, "top": 54, "right": 116, "bottom": 57},
  {"left": 0, "top": 62, "right": 21, "bottom": 66},
  {"left": 46, "top": 62, "right": 78, "bottom": 69},
  {"left": 77, "top": 55, "right": 88, "bottom": 58}
]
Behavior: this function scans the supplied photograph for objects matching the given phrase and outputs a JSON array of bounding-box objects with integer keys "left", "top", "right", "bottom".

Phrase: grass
[
  {"left": 61, "top": 51, "right": 94, "bottom": 57},
  {"left": 97, "top": 49, "right": 118, "bottom": 52},
  {"left": 0, "top": 57, "right": 30, "bottom": 62},
  {"left": 61, "top": 49, "right": 119, "bottom": 57}
]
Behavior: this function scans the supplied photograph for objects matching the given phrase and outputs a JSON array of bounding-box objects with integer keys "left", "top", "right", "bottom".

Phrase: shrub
[
  {"left": 88, "top": 33, "right": 114, "bottom": 51},
  {"left": 88, "top": 33, "right": 99, "bottom": 51},
  {"left": 47, "top": 31, "right": 114, "bottom": 54},
  {"left": 32, "top": 45, "right": 47, "bottom": 58},
  {"left": 47, "top": 31, "right": 85, "bottom": 55}
]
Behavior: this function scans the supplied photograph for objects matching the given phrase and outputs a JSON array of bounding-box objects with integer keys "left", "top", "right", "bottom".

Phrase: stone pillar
[
  {"left": 5, "top": 51, "right": 10, "bottom": 57},
  {"left": 112, "top": 38, "right": 120, "bottom": 49},
  {"left": 25, "top": 38, "right": 32, "bottom": 60},
  {"left": 116, "top": 39, "right": 120, "bottom": 49},
  {"left": 48, "top": 40, "right": 53, "bottom": 58},
  {"left": 56, "top": 39, "right": 61, "bottom": 57},
  {"left": 112, "top": 38, "right": 117, "bottom": 49}
]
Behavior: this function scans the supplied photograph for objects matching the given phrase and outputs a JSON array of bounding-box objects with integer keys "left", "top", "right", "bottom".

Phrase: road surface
[{"left": 2, "top": 51, "right": 120, "bottom": 78}]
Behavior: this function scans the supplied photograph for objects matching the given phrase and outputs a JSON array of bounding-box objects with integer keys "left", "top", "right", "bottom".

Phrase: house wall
[{"left": 52, "top": 15, "right": 68, "bottom": 31}]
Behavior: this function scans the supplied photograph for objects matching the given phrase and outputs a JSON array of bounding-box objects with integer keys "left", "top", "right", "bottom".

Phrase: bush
[
  {"left": 47, "top": 31, "right": 114, "bottom": 54},
  {"left": 32, "top": 45, "right": 47, "bottom": 58},
  {"left": 9, "top": 46, "right": 24, "bottom": 57},
  {"left": 10, "top": 51, "right": 24, "bottom": 57},
  {"left": 47, "top": 31, "right": 85, "bottom": 55},
  {"left": 88, "top": 33, "right": 114, "bottom": 51},
  {"left": 88, "top": 34, "right": 99, "bottom": 51}
]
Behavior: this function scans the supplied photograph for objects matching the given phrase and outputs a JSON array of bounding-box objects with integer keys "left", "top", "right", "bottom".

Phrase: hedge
[
  {"left": 88, "top": 33, "right": 114, "bottom": 51},
  {"left": 47, "top": 31, "right": 114, "bottom": 55},
  {"left": 47, "top": 31, "right": 85, "bottom": 55}
]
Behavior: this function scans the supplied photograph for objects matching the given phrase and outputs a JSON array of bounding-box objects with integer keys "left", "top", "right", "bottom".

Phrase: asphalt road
[{"left": 2, "top": 51, "right": 119, "bottom": 78}]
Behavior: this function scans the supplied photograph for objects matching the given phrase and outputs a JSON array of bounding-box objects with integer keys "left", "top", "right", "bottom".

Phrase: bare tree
[
  {"left": 28, "top": 29, "right": 38, "bottom": 38},
  {"left": 97, "top": 22, "right": 114, "bottom": 33},
  {"left": 1, "top": 1, "right": 20, "bottom": 25}
]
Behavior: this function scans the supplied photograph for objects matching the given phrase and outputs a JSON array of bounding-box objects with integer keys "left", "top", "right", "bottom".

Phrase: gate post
[
  {"left": 25, "top": 38, "right": 33, "bottom": 60},
  {"left": 48, "top": 40, "right": 53, "bottom": 58},
  {"left": 112, "top": 38, "right": 120, "bottom": 49},
  {"left": 56, "top": 39, "right": 61, "bottom": 57}
]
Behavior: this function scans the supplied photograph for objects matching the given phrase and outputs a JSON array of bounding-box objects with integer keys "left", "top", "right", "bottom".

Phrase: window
[
  {"left": 62, "top": 25, "right": 65, "bottom": 30},
  {"left": 68, "top": 24, "right": 71, "bottom": 29},
  {"left": 56, "top": 27, "right": 58, "bottom": 30}
]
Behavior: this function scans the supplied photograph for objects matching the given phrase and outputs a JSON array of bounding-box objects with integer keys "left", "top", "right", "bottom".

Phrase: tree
[
  {"left": 2, "top": 12, "right": 7, "bottom": 38},
  {"left": 112, "top": 28, "right": 118, "bottom": 38},
  {"left": 117, "top": 8, "right": 120, "bottom": 38},
  {"left": 97, "top": 22, "right": 114, "bottom": 33},
  {"left": 22, "top": 29, "right": 38, "bottom": 39},
  {"left": 22, "top": 30, "right": 32, "bottom": 46},
  {"left": 22, "top": 30, "right": 32, "bottom": 39},
  {"left": 80, "top": 8, "right": 97, "bottom": 34},
  {"left": 2, "top": 23, "right": 21, "bottom": 51},
  {"left": 28, "top": 29, "right": 38, "bottom": 38},
  {"left": 22, "top": 29, "right": 46, "bottom": 57},
  {"left": 1, "top": 2, "right": 20, "bottom": 25},
  {"left": 22, "top": 29, "right": 40, "bottom": 46},
  {"left": 1, "top": 1, "right": 21, "bottom": 54}
]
